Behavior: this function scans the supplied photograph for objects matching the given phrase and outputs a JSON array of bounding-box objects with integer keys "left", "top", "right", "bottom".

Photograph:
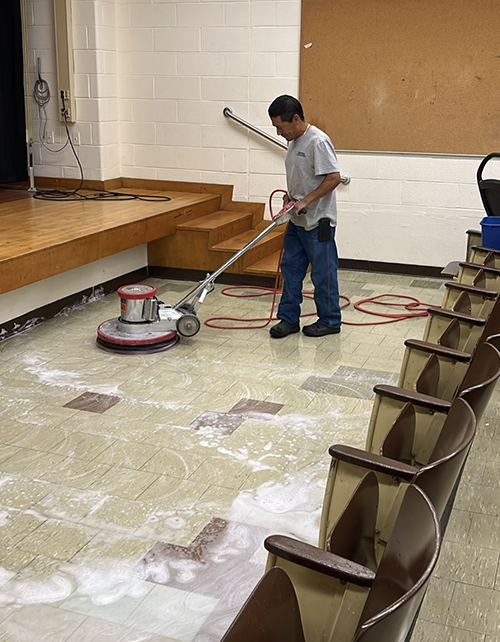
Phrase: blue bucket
[{"left": 480, "top": 216, "right": 500, "bottom": 250}]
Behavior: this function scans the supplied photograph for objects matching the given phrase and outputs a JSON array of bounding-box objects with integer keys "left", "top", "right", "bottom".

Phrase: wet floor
[{"left": 0, "top": 271, "right": 496, "bottom": 641}]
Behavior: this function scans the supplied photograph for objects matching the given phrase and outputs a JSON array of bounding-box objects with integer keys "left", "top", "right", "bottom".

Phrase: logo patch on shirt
[{"left": 296, "top": 151, "right": 306, "bottom": 157}]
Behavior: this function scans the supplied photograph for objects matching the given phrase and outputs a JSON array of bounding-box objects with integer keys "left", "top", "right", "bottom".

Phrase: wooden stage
[{"left": 0, "top": 178, "right": 235, "bottom": 297}]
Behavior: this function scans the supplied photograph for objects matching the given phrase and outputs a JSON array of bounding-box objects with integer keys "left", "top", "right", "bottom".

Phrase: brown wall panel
[{"left": 299, "top": 0, "right": 500, "bottom": 154}]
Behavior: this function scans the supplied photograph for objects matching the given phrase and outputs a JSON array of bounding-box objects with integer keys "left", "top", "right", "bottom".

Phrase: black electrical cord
[
  {"left": 33, "top": 68, "right": 69, "bottom": 154},
  {"left": 32, "top": 90, "right": 171, "bottom": 203}
]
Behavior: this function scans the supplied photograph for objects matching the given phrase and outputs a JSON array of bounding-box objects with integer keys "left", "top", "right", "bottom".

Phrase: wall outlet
[
  {"left": 46, "top": 130, "right": 54, "bottom": 144},
  {"left": 72, "top": 131, "right": 80, "bottom": 146}
]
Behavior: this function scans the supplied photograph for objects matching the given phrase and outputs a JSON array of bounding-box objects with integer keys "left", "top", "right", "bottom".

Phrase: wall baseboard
[
  {"left": 151, "top": 260, "right": 445, "bottom": 287},
  {"left": 0, "top": 268, "right": 148, "bottom": 341},
  {"left": 339, "top": 258, "right": 445, "bottom": 278}
]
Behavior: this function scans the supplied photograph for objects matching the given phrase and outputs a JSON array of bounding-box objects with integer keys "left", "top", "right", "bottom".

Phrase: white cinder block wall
[{"left": 26, "top": 0, "right": 488, "bottom": 270}]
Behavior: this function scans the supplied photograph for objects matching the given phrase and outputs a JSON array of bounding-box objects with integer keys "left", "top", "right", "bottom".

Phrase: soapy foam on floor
[{"left": 0, "top": 281, "right": 380, "bottom": 640}]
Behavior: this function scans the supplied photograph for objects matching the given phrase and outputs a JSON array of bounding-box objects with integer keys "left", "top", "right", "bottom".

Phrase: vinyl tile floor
[{"left": 0, "top": 270, "right": 497, "bottom": 642}]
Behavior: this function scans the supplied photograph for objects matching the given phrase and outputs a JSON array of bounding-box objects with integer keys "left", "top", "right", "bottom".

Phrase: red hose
[
  {"left": 203, "top": 190, "right": 437, "bottom": 330},
  {"left": 204, "top": 288, "right": 433, "bottom": 329}
]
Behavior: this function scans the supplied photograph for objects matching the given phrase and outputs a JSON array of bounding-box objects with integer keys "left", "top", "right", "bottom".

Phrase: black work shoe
[
  {"left": 270, "top": 320, "right": 300, "bottom": 338},
  {"left": 302, "top": 321, "right": 341, "bottom": 337}
]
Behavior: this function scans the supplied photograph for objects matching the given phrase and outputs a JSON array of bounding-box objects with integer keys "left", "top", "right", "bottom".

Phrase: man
[{"left": 268, "top": 94, "right": 342, "bottom": 338}]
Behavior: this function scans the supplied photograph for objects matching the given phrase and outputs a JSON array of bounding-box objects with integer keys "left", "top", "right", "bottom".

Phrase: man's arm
[{"left": 294, "top": 172, "right": 341, "bottom": 215}]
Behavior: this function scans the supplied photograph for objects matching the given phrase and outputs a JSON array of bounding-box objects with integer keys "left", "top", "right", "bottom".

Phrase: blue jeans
[{"left": 278, "top": 221, "right": 341, "bottom": 328}]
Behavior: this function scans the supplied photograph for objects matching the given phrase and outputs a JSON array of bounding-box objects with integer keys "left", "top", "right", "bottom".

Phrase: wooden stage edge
[{"left": 0, "top": 176, "right": 236, "bottom": 297}]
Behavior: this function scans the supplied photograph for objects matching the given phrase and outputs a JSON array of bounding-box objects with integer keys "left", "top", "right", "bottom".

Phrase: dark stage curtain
[{"left": 0, "top": 0, "right": 28, "bottom": 183}]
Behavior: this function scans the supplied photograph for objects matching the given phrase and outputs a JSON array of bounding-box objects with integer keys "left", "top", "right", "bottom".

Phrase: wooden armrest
[
  {"left": 403, "top": 338, "right": 471, "bottom": 362},
  {"left": 444, "top": 281, "right": 498, "bottom": 299},
  {"left": 264, "top": 535, "right": 375, "bottom": 588},
  {"left": 328, "top": 444, "right": 417, "bottom": 481},
  {"left": 373, "top": 384, "right": 452, "bottom": 412},
  {"left": 427, "top": 307, "right": 485, "bottom": 326}
]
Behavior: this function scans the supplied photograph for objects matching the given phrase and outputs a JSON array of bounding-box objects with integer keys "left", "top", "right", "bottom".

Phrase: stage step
[
  {"left": 245, "top": 250, "right": 282, "bottom": 277},
  {"left": 148, "top": 204, "right": 285, "bottom": 281},
  {"left": 211, "top": 227, "right": 284, "bottom": 271},
  {"left": 175, "top": 210, "right": 254, "bottom": 246}
]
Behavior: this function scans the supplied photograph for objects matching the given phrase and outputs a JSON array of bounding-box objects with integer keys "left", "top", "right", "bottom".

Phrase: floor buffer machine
[{"left": 96, "top": 199, "right": 300, "bottom": 354}]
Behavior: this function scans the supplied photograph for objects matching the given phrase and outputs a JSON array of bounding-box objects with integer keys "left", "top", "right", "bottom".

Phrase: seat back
[
  {"left": 439, "top": 288, "right": 500, "bottom": 353},
  {"left": 220, "top": 566, "right": 306, "bottom": 642},
  {"left": 327, "top": 471, "right": 379, "bottom": 572},
  {"left": 412, "top": 398, "right": 476, "bottom": 518},
  {"left": 473, "top": 268, "right": 488, "bottom": 289},
  {"left": 467, "top": 247, "right": 500, "bottom": 269},
  {"left": 457, "top": 340, "right": 500, "bottom": 420},
  {"left": 379, "top": 402, "right": 415, "bottom": 464},
  {"left": 479, "top": 296, "right": 500, "bottom": 342},
  {"left": 414, "top": 307, "right": 500, "bottom": 407},
  {"left": 441, "top": 281, "right": 497, "bottom": 320},
  {"left": 457, "top": 263, "right": 500, "bottom": 290},
  {"left": 438, "top": 317, "right": 461, "bottom": 350},
  {"left": 451, "top": 290, "right": 472, "bottom": 315},
  {"left": 414, "top": 352, "right": 439, "bottom": 397},
  {"left": 467, "top": 229, "right": 483, "bottom": 261},
  {"left": 482, "top": 250, "right": 500, "bottom": 268},
  {"left": 353, "top": 485, "right": 441, "bottom": 642}
]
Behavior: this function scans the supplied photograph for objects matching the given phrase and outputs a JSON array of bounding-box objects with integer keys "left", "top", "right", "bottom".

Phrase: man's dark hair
[{"left": 268, "top": 95, "right": 305, "bottom": 122}]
